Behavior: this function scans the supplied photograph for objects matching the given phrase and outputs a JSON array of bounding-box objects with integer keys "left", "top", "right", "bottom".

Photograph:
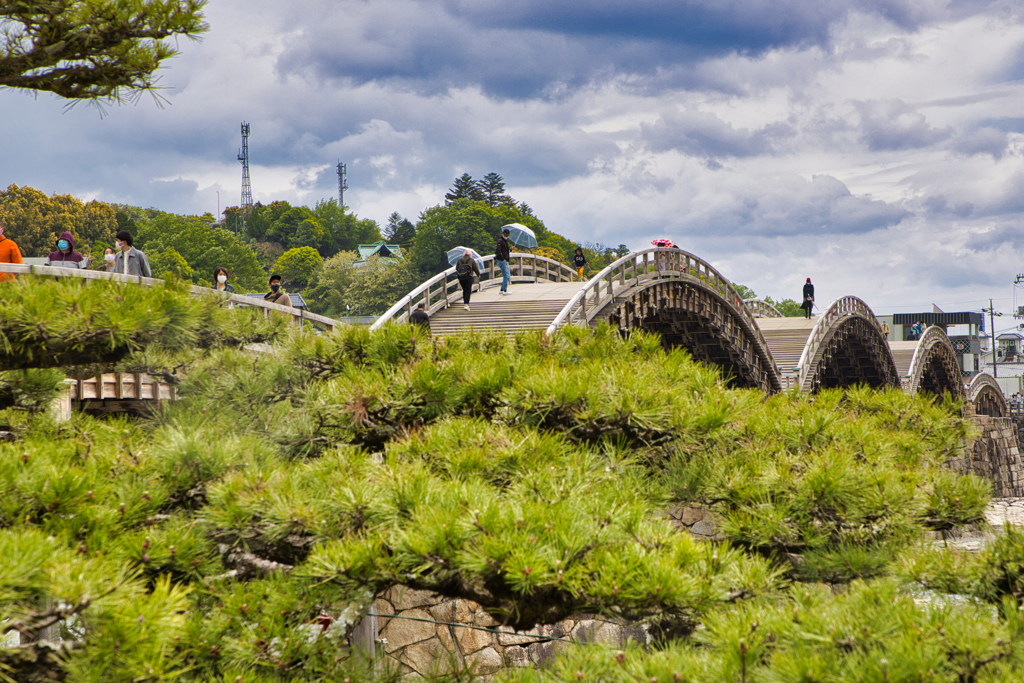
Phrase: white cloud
[{"left": 3, "top": 0, "right": 1024, "bottom": 315}]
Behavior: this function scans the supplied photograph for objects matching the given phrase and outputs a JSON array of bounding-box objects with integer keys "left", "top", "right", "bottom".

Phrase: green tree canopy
[
  {"left": 312, "top": 198, "right": 381, "bottom": 254},
  {"left": 273, "top": 246, "right": 323, "bottom": 288},
  {"left": 149, "top": 245, "right": 193, "bottom": 280},
  {"left": 0, "top": 0, "right": 208, "bottom": 101},
  {"left": 133, "top": 212, "right": 265, "bottom": 291},
  {"left": 302, "top": 251, "right": 360, "bottom": 316},
  {"left": 339, "top": 254, "right": 421, "bottom": 315},
  {"left": 765, "top": 295, "right": 805, "bottom": 317}
]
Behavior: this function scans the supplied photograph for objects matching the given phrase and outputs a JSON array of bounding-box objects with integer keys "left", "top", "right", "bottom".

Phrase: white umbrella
[
  {"left": 502, "top": 223, "right": 538, "bottom": 249},
  {"left": 446, "top": 246, "right": 485, "bottom": 272}
]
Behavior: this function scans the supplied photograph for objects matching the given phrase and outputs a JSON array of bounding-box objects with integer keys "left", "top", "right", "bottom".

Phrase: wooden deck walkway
[
  {"left": 426, "top": 282, "right": 583, "bottom": 336},
  {"left": 756, "top": 317, "right": 816, "bottom": 380}
]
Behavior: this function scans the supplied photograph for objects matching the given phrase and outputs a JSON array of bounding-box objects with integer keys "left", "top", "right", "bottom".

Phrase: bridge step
[
  {"left": 426, "top": 298, "right": 573, "bottom": 335},
  {"left": 756, "top": 318, "right": 816, "bottom": 373}
]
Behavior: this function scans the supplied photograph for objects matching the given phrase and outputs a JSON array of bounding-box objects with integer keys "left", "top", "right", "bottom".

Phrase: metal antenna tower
[
  {"left": 238, "top": 122, "right": 253, "bottom": 232},
  {"left": 336, "top": 161, "right": 347, "bottom": 206}
]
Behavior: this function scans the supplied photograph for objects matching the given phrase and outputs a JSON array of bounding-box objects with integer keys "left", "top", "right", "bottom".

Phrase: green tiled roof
[{"left": 356, "top": 241, "right": 403, "bottom": 260}]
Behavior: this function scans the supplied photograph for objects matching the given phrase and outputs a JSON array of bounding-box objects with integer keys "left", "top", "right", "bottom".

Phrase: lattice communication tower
[
  {"left": 238, "top": 122, "right": 253, "bottom": 232},
  {"left": 336, "top": 161, "right": 347, "bottom": 207}
]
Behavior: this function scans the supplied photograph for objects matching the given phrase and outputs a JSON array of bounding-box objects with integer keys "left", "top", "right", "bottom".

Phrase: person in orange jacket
[{"left": 0, "top": 218, "right": 24, "bottom": 283}]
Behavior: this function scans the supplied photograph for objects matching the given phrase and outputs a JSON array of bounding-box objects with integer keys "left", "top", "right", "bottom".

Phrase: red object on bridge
[{"left": 651, "top": 238, "right": 677, "bottom": 248}]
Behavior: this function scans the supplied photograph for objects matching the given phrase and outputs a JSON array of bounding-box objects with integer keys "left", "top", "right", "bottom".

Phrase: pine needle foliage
[
  {"left": 0, "top": 277, "right": 288, "bottom": 372},
  {"left": 0, "top": 277, "right": 1014, "bottom": 682},
  {"left": 504, "top": 579, "right": 1019, "bottom": 683},
  {"left": 662, "top": 385, "right": 987, "bottom": 582}
]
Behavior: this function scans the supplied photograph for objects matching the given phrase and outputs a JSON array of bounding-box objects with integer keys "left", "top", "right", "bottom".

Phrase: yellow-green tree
[{"left": 0, "top": 184, "right": 117, "bottom": 257}]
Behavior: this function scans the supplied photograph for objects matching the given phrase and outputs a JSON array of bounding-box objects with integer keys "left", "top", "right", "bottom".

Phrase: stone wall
[
  {"left": 949, "top": 415, "right": 1024, "bottom": 497},
  {"left": 373, "top": 586, "right": 648, "bottom": 678}
]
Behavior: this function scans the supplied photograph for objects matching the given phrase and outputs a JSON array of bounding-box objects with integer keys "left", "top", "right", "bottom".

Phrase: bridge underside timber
[
  {"left": 596, "top": 279, "right": 780, "bottom": 392},
  {"left": 809, "top": 316, "right": 901, "bottom": 392}
]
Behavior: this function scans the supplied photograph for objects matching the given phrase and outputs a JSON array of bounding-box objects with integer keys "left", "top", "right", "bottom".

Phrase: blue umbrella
[
  {"left": 502, "top": 223, "right": 538, "bottom": 249},
  {"left": 446, "top": 246, "right": 485, "bottom": 272}
]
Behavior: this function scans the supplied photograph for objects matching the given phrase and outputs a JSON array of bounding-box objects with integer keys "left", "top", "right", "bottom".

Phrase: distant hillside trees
[
  {"left": 225, "top": 198, "right": 381, "bottom": 259},
  {"left": 133, "top": 212, "right": 265, "bottom": 291},
  {"left": 0, "top": 184, "right": 117, "bottom": 259}
]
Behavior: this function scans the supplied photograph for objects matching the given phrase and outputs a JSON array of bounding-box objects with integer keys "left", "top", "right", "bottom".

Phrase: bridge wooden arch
[
  {"left": 901, "top": 326, "right": 966, "bottom": 400},
  {"left": 743, "top": 298, "right": 783, "bottom": 319},
  {"left": 546, "top": 248, "right": 783, "bottom": 392},
  {"left": 795, "top": 296, "right": 900, "bottom": 393},
  {"left": 968, "top": 373, "right": 1008, "bottom": 417}
]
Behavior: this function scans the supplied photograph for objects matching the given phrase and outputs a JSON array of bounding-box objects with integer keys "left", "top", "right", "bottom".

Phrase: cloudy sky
[{"left": 5, "top": 0, "right": 1024, "bottom": 321}]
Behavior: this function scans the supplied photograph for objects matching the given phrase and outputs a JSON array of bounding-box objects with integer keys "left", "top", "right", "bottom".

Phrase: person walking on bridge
[
  {"left": 265, "top": 274, "right": 293, "bottom": 308},
  {"left": 113, "top": 231, "right": 152, "bottom": 278},
  {"left": 409, "top": 302, "right": 430, "bottom": 333},
  {"left": 213, "top": 266, "right": 236, "bottom": 294},
  {"left": 801, "top": 278, "right": 814, "bottom": 319},
  {"left": 573, "top": 247, "right": 590, "bottom": 281},
  {"left": 44, "top": 232, "right": 85, "bottom": 269},
  {"left": 0, "top": 218, "right": 23, "bottom": 283},
  {"left": 456, "top": 249, "right": 480, "bottom": 310},
  {"left": 495, "top": 227, "right": 511, "bottom": 294}
]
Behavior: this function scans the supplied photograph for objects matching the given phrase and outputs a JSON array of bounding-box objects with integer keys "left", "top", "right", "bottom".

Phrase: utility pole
[{"left": 984, "top": 299, "right": 1002, "bottom": 378}]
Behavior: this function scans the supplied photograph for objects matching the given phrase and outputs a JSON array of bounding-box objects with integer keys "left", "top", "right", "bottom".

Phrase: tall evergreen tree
[
  {"left": 478, "top": 172, "right": 509, "bottom": 207},
  {"left": 444, "top": 173, "right": 484, "bottom": 205},
  {"left": 383, "top": 212, "right": 417, "bottom": 246}
]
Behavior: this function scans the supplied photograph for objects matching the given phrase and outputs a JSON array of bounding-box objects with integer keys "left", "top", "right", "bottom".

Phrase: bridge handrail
[
  {"left": 795, "top": 296, "right": 891, "bottom": 391},
  {"left": 743, "top": 298, "right": 783, "bottom": 318},
  {"left": 0, "top": 263, "right": 339, "bottom": 329},
  {"left": 371, "top": 252, "right": 576, "bottom": 329},
  {"left": 544, "top": 247, "right": 780, "bottom": 388},
  {"left": 545, "top": 247, "right": 769, "bottom": 339}
]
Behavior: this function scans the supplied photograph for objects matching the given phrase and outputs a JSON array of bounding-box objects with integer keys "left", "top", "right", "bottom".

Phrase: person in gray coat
[{"left": 113, "top": 230, "right": 152, "bottom": 278}]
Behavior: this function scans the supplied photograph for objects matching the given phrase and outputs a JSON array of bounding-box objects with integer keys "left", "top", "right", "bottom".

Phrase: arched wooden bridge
[
  {"left": 0, "top": 250, "right": 990, "bottom": 406},
  {"left": 375, "top": 247, "right": 975, "bottom": 403}
]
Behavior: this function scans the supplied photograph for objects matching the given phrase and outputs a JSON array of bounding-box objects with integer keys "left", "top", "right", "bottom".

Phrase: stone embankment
[
  {"left": 949, "top": 415, "right": 1024, "bottom": 497},
  {"left": 934, "top": 496, "right": 1024, "bottom": 552},
  {"left": 373, "top": 586, "right": 648, "bottom": 677}
]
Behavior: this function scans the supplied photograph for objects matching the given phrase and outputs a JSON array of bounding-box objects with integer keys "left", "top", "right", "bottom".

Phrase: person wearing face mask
[
  {"left": 112, "top": 230, "right": 152, "bottom": 278},
  {"left": 97, "top": 247, "right": 117, "bottom": 272},
  {"left": 212, "top": 266, "right": 235, "bottom": 293},
  {"left": 264, "top": 274, "right": 292, "bottom": 308},
  {"left": 0, "top": 218, "right": 23, "bottom": 283},
  {"left": 44, "top": 232, "right": 85, "bottom": 269}
]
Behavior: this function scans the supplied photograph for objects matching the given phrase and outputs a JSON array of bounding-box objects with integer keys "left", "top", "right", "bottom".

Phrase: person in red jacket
[{"left": 0, "top": 218, "right": 23, "bottom": 283}]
